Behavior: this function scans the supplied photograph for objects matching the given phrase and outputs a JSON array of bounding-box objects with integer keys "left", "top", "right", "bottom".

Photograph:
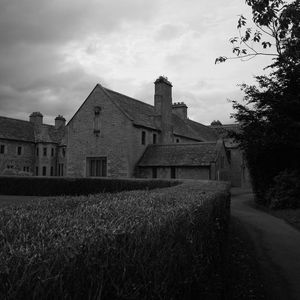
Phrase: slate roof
[
  {"left": 138, "top": 142, "right": 219, "bottom": 167},
  {"left": 103, "top": 87, "right": 217, "bottom": 142},
  {"left": 0, "top": 116, "right": 35, "bottom": 142},
  {"left": 0, "top": 116, "right": 65, "bottom": 144}
]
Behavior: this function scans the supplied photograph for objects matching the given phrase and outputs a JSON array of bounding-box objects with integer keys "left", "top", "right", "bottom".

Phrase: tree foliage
[
  {"left": 216, "top": 0, "right": 300, "bottom": 63},
  {"left": 210, "top": 120, "right": 223, "bottom": 126},
  {"left": 219, "top": 0, "right": 300, "bottom": 204}
]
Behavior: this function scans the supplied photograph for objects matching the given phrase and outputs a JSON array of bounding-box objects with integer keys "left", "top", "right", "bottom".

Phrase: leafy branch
[{"left": 215, "top": 0, "right": 299, "bottom": 64}]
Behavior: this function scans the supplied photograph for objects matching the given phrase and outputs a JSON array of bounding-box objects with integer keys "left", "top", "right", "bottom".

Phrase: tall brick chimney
[
  {"left": 29, "top": 112, "right": 43, "bottom": 126},
  {"left": 172, "top": 102, "right": 188, "bottom": 119},
  {"left": 55, "top": 115, "right": 66, "bottom": 129},
  {"left": 154, "top": 76, "right": 173, "bottom": 144}
]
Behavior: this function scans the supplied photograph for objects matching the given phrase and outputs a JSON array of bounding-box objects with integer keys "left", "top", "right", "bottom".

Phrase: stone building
[
  {"left": 0, "top": 113, "right": 66, "bottom": 176},
  {"left": 0, "top": 76, "right": 237, "bottom": 183},
  {"left": 210, "top": 124, "right": 251, "bottom": 188}
]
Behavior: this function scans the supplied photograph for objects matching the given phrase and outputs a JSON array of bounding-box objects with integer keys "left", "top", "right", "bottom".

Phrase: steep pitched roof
[
  {"left": 0, "top": 116, "right": 65, "bottom": 144},
  {"left": 138, "top": 142, "right": 219, "bottom": 167},
  {"left": 0, "top": 116, "right": 35, "bottom": 142},
  {"left": 104, "top": 88, "right": 159, "bottom": 129},
  {"left": 103, "top": 87, "right": 217, "bottom": 141}
]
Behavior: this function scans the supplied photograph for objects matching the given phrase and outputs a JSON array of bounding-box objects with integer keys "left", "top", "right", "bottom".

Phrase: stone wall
[
  {"left": 66, "top": 85, "right": 136, "bottom": 177},
  {"left": 0, "top": 139, "right": 35, "bottom": 175},
  {"left": 35, "top": 143, "right": 59, "bottom": 176}
]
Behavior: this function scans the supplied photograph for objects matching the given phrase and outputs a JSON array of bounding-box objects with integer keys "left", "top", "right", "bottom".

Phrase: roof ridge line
[{"left": 0, "top": 115, "right": 31, "bottom": 124}]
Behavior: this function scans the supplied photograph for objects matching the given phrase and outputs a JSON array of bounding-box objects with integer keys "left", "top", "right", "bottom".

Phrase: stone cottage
[{"left": 0, "top": 76, "right": 236, "bottom": 183}]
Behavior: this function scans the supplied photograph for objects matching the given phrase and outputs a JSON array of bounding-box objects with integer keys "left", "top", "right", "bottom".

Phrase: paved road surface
[{"left": 231, "top": 188, "right": 300, "bottom": 300}]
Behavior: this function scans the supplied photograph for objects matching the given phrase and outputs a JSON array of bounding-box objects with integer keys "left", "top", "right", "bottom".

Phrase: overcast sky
[{"left": 0, "top": 0, "right": 274, "bottom": 125}]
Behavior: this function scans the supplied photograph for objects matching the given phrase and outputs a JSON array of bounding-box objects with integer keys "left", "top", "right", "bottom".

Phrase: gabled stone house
[{"left": 0, "top": 76, "right": 234, "bottom": 183}]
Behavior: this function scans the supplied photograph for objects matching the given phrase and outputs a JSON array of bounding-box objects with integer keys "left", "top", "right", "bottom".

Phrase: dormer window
[{"left": 94, "top": 106, "right": 101, "bottom": 136}]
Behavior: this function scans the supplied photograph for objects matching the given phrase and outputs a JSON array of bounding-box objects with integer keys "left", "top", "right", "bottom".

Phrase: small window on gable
[
  {"left": 141, "top": 131, "right": 146, "bottom": 145},
  {"left": 17, "top": 146, "right": 22, "bottom": 156},
  {"left": 176, "top": 138, "right": 180, "bottom": 143},
  {"left": 0, "top": 145, "right": 5, "bottom": 154},
  {"left": 153, "top": 133, "right": 157, "bottom": 144},
  {"left": 94, "top": 106, "right": 101, "bottom": 136}
]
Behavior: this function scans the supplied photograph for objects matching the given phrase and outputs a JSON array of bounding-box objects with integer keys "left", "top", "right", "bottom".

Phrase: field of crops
[{"left": 0, "top": 181, "right": 230, "bottom": 299}]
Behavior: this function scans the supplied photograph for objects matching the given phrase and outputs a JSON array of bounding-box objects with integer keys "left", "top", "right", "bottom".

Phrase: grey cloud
[
  {"left": 0, "top": 0, "right": 159, "bottom": 47},
  {"left": 0, "top": 66, "right": 104, "bottom": 123},
  {"left": 154, "top": 24, "right": 186, "bottom": 41}
]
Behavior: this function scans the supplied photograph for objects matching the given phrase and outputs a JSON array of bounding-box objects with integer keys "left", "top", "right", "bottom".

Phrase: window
[
  {"left": 0, "top": 145, "right": 5, "bottom": 154},
  {"left": 35, "top": 166, "right": 39, "bottom": 176},
  {"left": 141, "top": 131, "right": 146, "bottom": 145},
  {"left": 171, "top": 167, "right": 176, "bottom": 179},
  {"left": 62, "top": 148, "right": 66, "bottom": 157},
  {"left": 152, "top": 167, "right": 157, "bottom": 178},
  {"left": 51, "top": 148, "right": 54, "bottom": 157},
  {"left": 153, "top": 133, "right": 157, "bottom": 144},
  {"left": 42, "top": 166, "right": 47, "bottom": 176},
  {"left": 43, "top": 147, "right": 47, "bottom": 157},
  {"left": 23, "top": 166, "right": 30, "bottom": 172},
  {"left": 94, "top": 106, "right": 101, "bottom": 136},
  {"left": 58, "top": 163, "right": 64, "bottom": 176},
  {"left": 50, "top": 166, "right": 54, "bottom": 176},
  {"left": 87, "top": 157, "right": 107, "bottom": 177},
  {"left": 17, "top": 146, "right": 22, "bottom": 156},
  {"left": 36, "top": 147, "right": 39, "bottom": 156},
  {"left": 7, "top": 165, "right": 14, "bottom": 169},
  {"left": 176, "top": 138, "right": 180, "bottom": 143}
]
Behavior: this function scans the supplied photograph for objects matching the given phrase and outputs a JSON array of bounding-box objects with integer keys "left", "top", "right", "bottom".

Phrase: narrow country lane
[{"left": 231, "top": 189, "right": 300, "bottom": 300}]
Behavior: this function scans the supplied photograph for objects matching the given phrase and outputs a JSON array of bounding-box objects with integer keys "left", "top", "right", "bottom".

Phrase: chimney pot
[
  {"left": 29, "top": 112, "right": 43, "bottom": 126},
  {"left": 55, "top": 115, "right": 66, "bottom": 128}
]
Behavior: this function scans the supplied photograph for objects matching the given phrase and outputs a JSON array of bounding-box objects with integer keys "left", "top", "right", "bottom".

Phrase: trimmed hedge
[
  {"left": 0, "top": 181, "right": 230, "bottom": 299},
  {"left": 0, "top": 176, "right": 180, "bottom": 196}
]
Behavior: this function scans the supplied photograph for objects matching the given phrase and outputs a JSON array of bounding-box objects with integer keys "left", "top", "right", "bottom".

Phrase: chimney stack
[
  {"left": 55, "top": 115, "right": 66, "bottom": 129},
  {"left": 154, "top": 76, "right": 173, "bottom": 143},
  {"left": 29, "top": 112, "right": 43, "bottom": 126},
  {"left": 172, "top": 102, "right": 188, "bottom": 119}
]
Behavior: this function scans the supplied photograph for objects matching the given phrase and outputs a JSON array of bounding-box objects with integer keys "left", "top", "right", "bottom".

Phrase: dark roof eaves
[
  {"left": 0, "top": 137, "right": 35, "bottom": 143},
  {"left": 133, "top": 123, "right": 160, "bottom": 131}
]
